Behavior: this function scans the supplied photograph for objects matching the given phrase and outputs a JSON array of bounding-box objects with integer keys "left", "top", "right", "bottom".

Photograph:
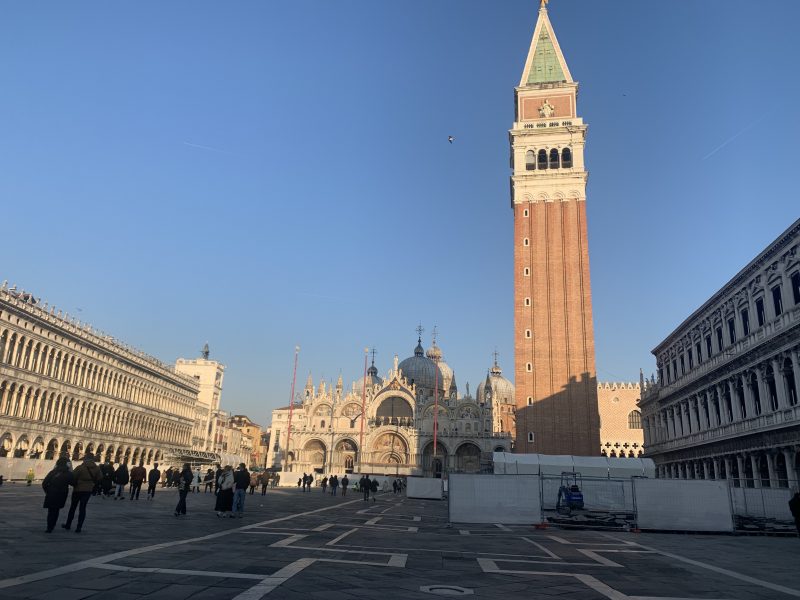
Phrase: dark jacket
[
  {"left": 147, "top": 467, "right": 161, "bottom": 485},
  {"left": 73, "top": 459, "right": 103, "bottom": 493},
  {"left": 234, "top": 469, "right": 251, "bottom": 490},
  {"left": 114, "top": 464, "right": 130, "bottom": 485},
  {"left": 179, "top": 468, "right": 193, "bottom": 491},
  {"left": 42, "top": 467, "right": 73, "bottom": 509},
  {"left": 130, "top": 466, "right": 146, "bottom": 483}
]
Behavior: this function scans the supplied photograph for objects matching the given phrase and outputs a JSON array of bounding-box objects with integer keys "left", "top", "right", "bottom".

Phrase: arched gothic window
[
  {"left": 628, "top": 410, "right": 642, "bottom": 429},
  {"left": 525, "top": 150, "right": 535, "bottom": 171}
]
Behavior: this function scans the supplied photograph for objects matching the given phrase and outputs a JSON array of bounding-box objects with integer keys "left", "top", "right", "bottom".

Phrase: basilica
[{"left": 264, "top": 336, "right": 515, "bottom": 478}]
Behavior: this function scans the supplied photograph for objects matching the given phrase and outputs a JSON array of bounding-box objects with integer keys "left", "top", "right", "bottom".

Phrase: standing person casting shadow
[
  {"left": 174, "top": 463, "right": 193, "bottom": 517},
  {"left": 42, "top": 457, "right": 73, "bottom": 533},
  {"left": 63, "top": 452, "right": 102, "bottom": 533}
]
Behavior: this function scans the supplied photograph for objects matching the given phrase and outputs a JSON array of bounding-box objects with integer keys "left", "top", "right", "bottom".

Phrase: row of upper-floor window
[
  {"left": 0, "top": 380, "right": 190, "bottom": 445},
  {"left": 0, "top": 329, "right": 194, "bottom": 418},
  {"left": 524, "top": 148, "right": 573, "bottom": 170},
  {"left": 646, "top": 358, "right": 799, "bottom": 442},
  {"left": 659, "top": 272, "right": 800, "bottom": 385}
]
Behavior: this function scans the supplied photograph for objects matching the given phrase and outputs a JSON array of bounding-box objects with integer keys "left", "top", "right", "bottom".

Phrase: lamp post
[{"left": 282, "top": 346, "right": 300, "bottom": 475}]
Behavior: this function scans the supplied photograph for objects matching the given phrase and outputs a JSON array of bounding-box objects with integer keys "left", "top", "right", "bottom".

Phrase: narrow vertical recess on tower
[{"left": 510, "top": 3, "right": 601, "bottom": 456}]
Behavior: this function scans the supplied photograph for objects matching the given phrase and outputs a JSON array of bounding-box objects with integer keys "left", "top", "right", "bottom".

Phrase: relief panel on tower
[{"left": 520, "top": 94, "right": 575, "bottom": 121}]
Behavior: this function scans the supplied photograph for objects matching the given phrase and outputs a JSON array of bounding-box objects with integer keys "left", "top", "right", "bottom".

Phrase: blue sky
[{"left": 2, "top": 1, "right": 798, "bottom": 427}]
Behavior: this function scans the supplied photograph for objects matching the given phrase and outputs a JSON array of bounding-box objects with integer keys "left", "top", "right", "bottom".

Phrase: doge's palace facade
[{"left": 0, "top": 282, "right": 198, "bottom": 473}]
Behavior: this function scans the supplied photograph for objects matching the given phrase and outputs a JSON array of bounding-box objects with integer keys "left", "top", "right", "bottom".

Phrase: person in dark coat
[
  {"left": 174, "top": 463, "right": 193, "bottom": 517},
  {"left": 232, "top": 463, "right": 250, "bottom": 518},
  {"left": 147, "top": 463, "right": 161, "bottom": 500},
  {"left": 129, "top": 461, "right": 146, "bottom": 500},
  {"left": 341, "top": 475, "right": 349, "bottom": 496},
  {"left": 329, "top": 475, "right": 338, "bottom": 496},
  {"left": 114, "top": 461, "right": 129, "bottom": 500},
  {"left": 42, "top": 457, "right": 73, "bottom": 532},
  {"left": 789, "top": 492, "right": 800, "bottom": 535},
  {"left": 360, "top": 475, "right": 370, "bottom": 501},
  {"left": 100, "top": 461, "right": 115, "bottom": 497}
]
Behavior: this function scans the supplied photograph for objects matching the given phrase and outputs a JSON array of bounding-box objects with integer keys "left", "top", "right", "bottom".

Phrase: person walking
[
  {"left": 213, "top": 464, "right": 222, "bottom": 495},
  {"left": 360, "top": 475, "right": 370, "bottom": 502},
  {"left": 26, "top": 468, "right": 35, "bottom": 486},
  {"left": 330, "top": 475, "right": 338, "bottom": 496},
  {"left": 204, "top": 469, "right": 215, "bottom": 493},
  {"left": 341, "top": 475, "right": 349, "bottom": 497},
  {"left": 370, "top": 477, "right": 379, "bottom": 503},
  {"left": 100, "top": 460, "right": 115, "bottom": 498},
  {"left": 297, "top": 477, "right": 302, "bottom": 489},
  {"left": 114, "top": 461, "right": 129, "bottom": 500},
  {"left": 789, "top": 491, "right": 800, "bottom": 536},
  {"left": 249, "top": 471, "right": 258, "bottom": 495},
  {"left": 174, "top": 463, "right": 193, "bottom": 517},
  {"left": 215, "top": 466, "right": 235, "bottom": 518},
  {"left": 129, "top": 461, "right": 146, "bottom": 500},
  {"left": 232, "top": 463, "right": 250, "bottom": 518},
  {"left": 62, "top": 452, "right": 102, "bottom": 533},
  {"left": 146, "top": 463, "right": 161, "bottom": 500},
  {"left": 193, "top": 468, "right": 202, "bottom": 493},
  {"left": 42, "top": 457, "right": 73, "bottom": 532},
  {"left": 261, "top": 473, "right": 269, "bottom": 496},
  {"left": 321, "top": 476, "right": 328, "bottom": 494}
]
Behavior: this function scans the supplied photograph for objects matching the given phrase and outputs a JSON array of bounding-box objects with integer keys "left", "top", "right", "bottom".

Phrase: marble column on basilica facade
[
  {"left": 771, "top": 358, "right": 789, "bottom": 409},
  {"left": 782, "top": 447, "right": 798, "bottom": 485},
  {"left": 766, "top": 452, "right": 778, "bottom": 488},
  {"left": 749, "top": 453, "right": 761, "bottom": 488}
]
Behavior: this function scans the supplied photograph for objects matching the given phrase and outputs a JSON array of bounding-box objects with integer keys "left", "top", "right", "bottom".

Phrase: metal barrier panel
[
  {"left": 540, "top": 474, "right": 634, "bottom": 529},
  {"left": 406, "top": 476, "right": 443, "bottom": 500},
  {"left": 729, "top": 479, "right": 796, "bottom": 533},
  {"left": 448, "top": 474, "right": 541, "bottom": 524},
  {"left": 633, "top": 479, "right": 733, "bottom": 532}
]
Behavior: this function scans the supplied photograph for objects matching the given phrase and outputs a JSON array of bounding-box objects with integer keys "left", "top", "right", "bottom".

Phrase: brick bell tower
[{"left": 511, "top": 0, "right": 600, "bottom": 456}]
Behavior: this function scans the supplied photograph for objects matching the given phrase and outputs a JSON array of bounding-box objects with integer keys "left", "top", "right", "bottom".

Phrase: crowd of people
[
  {"left": 37, "top": 453, "right": 411, "bottom": 534},
  {"left": 299, "top": 472, "right": 406, "bottom": 502},
  {"left": 37, "top": 452, "right": 285, "bottom": 533}
]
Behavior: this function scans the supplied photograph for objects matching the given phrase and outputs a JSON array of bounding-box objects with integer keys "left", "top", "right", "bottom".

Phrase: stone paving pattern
[{"left": 0, "top": 483, "right": 798, "bottom": 599}]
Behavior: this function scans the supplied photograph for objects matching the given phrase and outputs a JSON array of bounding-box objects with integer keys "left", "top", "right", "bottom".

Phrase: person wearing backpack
[
  {"left": 370, "top": 477, "right": 379, "bottom": 503},
  {"left": 42, "top": 457, "right": 73, "bottom": 532}
]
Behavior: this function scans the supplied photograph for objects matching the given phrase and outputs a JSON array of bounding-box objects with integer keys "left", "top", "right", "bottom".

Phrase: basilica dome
[
  {"left": 398, "top": 338, "right": 455, "bottom": 397},
  {"left": 476, "top": 360, "right": 515, "bottom": 405},
  {"left": 353, "top": 361, "right": 383, "bottom": 395}
]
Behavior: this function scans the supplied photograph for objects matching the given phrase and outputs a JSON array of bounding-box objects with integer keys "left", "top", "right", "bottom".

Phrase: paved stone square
[{"left": 0, "top": 483, "right": 798, "bottom": 599}]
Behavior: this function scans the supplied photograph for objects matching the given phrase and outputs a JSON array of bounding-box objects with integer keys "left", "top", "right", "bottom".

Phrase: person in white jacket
[{"left": 215, "top": 466, "right": 235, "bottom": 517}]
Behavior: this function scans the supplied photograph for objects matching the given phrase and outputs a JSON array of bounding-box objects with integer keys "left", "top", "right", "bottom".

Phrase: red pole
[
  {"left": 358, "top": 348, "right": 368, "bottom": 472},
  {"left": 283, "top": 346, "right": 300, "bottom": 475},
  {"left": 433, "top": 354, "right": 439, "bottom": 457}
]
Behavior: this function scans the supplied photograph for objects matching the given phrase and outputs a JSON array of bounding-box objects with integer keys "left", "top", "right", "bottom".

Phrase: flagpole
[
  {"left": 358, "top": 347, "right": 368, "bottom": 473},
  {"left": 283, "top": 346, "right": 300, "bottom": 475}
]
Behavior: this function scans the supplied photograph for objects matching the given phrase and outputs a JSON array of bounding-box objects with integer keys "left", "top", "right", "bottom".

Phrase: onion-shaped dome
[
  {"left": 353, "top": 360, "right": 383, "bottom": 395},
  {"left": 476, "top": 359, "right": 515, "bottom": 405},
  {"left": 398, "top": 337, "right": 444, "bottom": 395}
]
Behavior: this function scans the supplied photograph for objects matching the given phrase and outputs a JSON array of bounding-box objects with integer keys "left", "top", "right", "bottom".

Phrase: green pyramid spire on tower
[{"left": 520, "top": 4, "right": 573, "bottom": 87}]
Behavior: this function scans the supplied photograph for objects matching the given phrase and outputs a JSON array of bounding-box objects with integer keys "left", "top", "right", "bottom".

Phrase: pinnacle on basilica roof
[{"left": 519, "top": 2, "right": 573, "bottom": 86}]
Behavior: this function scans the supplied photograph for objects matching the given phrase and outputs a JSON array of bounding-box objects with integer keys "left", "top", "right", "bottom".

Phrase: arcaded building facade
[
  {"left": 510, "top": 3, "right": 601, "bottom": 455},
  {"left": 265, "top": 338, "right": 513, "bottom": 479},
  {"left": 0, "top": 283, "right": 198, "bottom": 469},
  {"left": 641, "top": 219, "right": 800, "bottom": 487},
  {"left": 597, "top": 382, "right": 644, "bottom": 458}
]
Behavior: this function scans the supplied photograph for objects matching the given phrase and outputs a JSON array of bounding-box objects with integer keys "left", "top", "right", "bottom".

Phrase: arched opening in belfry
[
  {"left": 537, "top": 149, "right": 548, "bottom": 169},
  {"left": 525, "top": 150, "right": 536, "bottom": 171},
  {"left": 561, "top": 147, "right": 572, "bottom": 168},
  {"left": 549, "top": 148, "right": 560, "bottom": 169}
]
